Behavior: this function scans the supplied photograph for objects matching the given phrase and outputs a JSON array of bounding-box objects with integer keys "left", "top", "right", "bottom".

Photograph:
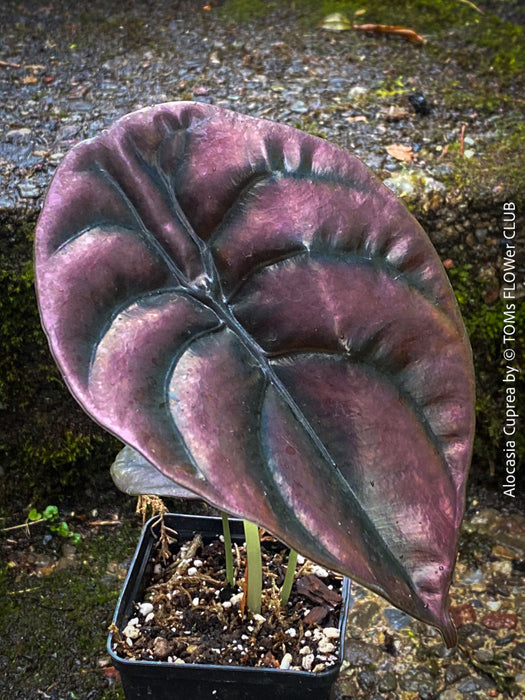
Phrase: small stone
[
  {"left": 438, "top": 690, "right": 462, "bottom": 700},
  {"left": 311, "top": 565, "right": 329, "bottom": 578},
  {"left": 384, "top": 607, "right": 413, "bottom": 630},
  {"left": 491, "top": 560, "right": 512, "bottom": 576},
  {"left": 253, "top": 614, "right": 265, "bottom": 623},
  {"left": 473, "top": 649, "right": 493, "bottom": 663},
  {"left": 349, "top": 86, "right": 368, "bottom": 98},
  {"left": 344, "top": 640, "right": 381, "bottom": 666},
  {"left": 285, "top": 628, "right": 297, "bottom": 637},
  {"left": 348, "top": 601, "right": 381, "bottom": 629},
  {"left": 323, "top": 627, "right": 340, "bottom": 639},
  {"left": 193, "top": 559, "right": 203, "bottom": 567},
  {"left": 187, "top": 567, "right": 198, "bottom": 576},
  {"left": 290, "top": 100, "right": 308, "bottom": 114},
  {"left": 450, "top": 603, "right": 477, "bottom": 628},
  {"left": 463, "top": 568, "right": 484, "bottom": 585},
  {"left": 280, "top": 652, "right": 293, "bottom": 669},
  {"left": 139, "top": 602, "right": 154, "bottom": 616},
  {"left": 7, "top": 127, "right": 32, "bottom": 139},
  {"left": 192, "top": 597, "right": 200, "bottom": 606},
  {"left": 481, "top": 611, "right": 518, "bottom": 630},
  {"left": 153, "top": 636, "right": 171, "bottom": 659},
  {"left": 444, "top": 664, "right": 469, "bottom": 684},
  {"left": 457, "top": 676, "right": 494, "bottom": 693},
  {"left": 302, "top": 653, "right": 314, "bottom": 671},
  {"left": 318, "top": 639, "right": 335, "bottom": 654},
  {"left": 299, "top": 646, "right": 312, "bottom": 655},
  {"left": 512, "top": 642, "right": 525, "bottom": 661},
  {"left": 230, "top": 593, "right": 243, "bottom": 606},
  {"left": 221, "top": 601, "right": 232, "bottom": 609},
  {"left": 378, "top": 670, "right": 397, "bottom": 692},
  {"left": 357, "top": 668, "right": 378, "bottom": 691},
  {"left": 17, "top": 182, "right": 40, "bottom": 199},
  {"left": 400, "top": 668, "right": 436, "bottom": 695}
]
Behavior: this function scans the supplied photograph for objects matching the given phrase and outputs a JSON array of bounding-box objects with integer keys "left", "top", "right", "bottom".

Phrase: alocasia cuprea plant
[{"left": 35, "top": 102, "right": 475, "bottom": 647}]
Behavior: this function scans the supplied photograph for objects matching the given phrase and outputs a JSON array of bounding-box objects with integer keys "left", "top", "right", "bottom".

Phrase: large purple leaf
[{"left": 35, "top": 102, "right": 475, "bottom": 645}]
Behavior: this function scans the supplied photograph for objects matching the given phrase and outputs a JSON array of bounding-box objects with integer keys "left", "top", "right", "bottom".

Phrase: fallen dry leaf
[
  {"left": 385, "top": 143, "right": 414, "bottom": 161},
  {"left": 22, "top": 75, "right": 38, "bottom": 85},
  {"left": 381, "top": 105, "right": 410, "bottom": 121},
  {"left": 353, "top": 23, "right": 425, "bottom": 44},
  {"left": 345, "top": 115, "right": 368, "bottom": 123}
]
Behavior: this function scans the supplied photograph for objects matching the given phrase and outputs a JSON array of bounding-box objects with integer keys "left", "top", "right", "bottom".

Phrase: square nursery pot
[{"left": 108, "top": 513, "right": 351, "bottom": 700}]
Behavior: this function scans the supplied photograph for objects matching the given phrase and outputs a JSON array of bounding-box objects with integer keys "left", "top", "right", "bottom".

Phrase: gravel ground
[{"left": 1, "top": 1, "right": 524, "bottom": 698}]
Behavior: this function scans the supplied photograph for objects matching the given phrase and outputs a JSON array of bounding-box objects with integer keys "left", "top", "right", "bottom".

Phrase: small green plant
[{"left": 27, "top": 505, "right": 81, "bottom": 544}]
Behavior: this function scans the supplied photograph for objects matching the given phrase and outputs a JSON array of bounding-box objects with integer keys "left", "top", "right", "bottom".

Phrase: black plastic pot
[{"left": 108, "top": 513, "right": 351, "bottom": 700}]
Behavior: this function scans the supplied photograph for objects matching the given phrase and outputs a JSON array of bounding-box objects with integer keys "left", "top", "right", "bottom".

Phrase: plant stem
[
  {"left": 221, "top": 511, "right": 235, "bottom": 587},
  {"left": 243, "top": 520, "right": 262, "bottom": 615},
  {"left": 280, "top": 548, "right": 298, "bottom": 607}
]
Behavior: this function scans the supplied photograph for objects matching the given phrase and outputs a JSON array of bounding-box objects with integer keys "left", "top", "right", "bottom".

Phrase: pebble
[
  {"left": 383, "top": 607, "right": 413, "bottom": 630},
  {"left": 302, "top": 653, "right": 314, "bottom": 671},
  {"left": 280, "top": 652, "right": 292, "bottom": 669},
  {"left": 323, "top": 627, "right": 340, "bottom": 639},
  {"left": 17, "top": 182, "right": 40, "bottom": 199},
  {"left": 512, "top": 643, "right": 525, "bottom": 661},
  {"left": 318, "top": 639, "right": 336, "bottom": 654},
  {"left": 123, "top": 622, "right": 140, "bottom": 640},
  {"left": 138, "top": 602, "right": 154, "bottom": 616}
]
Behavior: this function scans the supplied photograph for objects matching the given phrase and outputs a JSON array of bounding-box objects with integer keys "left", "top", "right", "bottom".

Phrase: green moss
[
  {"left": 0, "top": 519, "right": 140, "bottom": 698},
  {"left": 449, "top": 122, "right": 525, "bottom": 206},
  {"left": 0, "top": 214, "right": 120, "bottom": 506},
  {"left": 222, "top": 0, "right": 525, "bottom": 81},
  {"left": 448, "top": 262, "right": 525, "bottom": 477}
]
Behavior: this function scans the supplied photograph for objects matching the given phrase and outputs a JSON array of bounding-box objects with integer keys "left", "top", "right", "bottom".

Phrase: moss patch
[
  {"left": 0, "top": 518, "right": 141, "bottom": 699},
  {"left": 447, "top": 261, "right": 525, "bottom": 480},
  {"left": 0, "top": 213, "right": 121, "bottom": 508}
]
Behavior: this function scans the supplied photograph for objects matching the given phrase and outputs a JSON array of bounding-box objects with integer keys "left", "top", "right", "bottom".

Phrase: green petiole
[
  {"left": 221, "top": 511, "right": 235, "bottom": 587},
  {"left": 280, "top": 548, "right": 298, "bottom": 607},
  {"left": 243, "top": 519, "right": 262, "bottom": 615}
]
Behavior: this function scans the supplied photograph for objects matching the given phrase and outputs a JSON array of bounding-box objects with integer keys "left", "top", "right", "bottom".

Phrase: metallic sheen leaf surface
[{"left": 35, "top": 102, "right": 475, "bottom": 645}]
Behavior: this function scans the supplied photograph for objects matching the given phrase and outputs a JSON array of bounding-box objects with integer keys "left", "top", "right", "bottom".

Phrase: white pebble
[
  {"left": 153, "top": 564, "right": 162, "bottom": 575},
  {"left": 323, "top": 627, "right": 340, "bottom": 639},
  {"left": 126, "top": 637, "right": 133, "bottom": 647},
  {"left": 318, "top": 639, "right": 335, "bottom": 654},
  {"left": 174, "top": 658, "right": 185, "bottom": 664},
  {"left": 285, "top": 628, "right": 297, "bottom": 638},
  {"left": 304, "top": 630, "right": 312, "bottom": 637},
  {"left": 139, "top": 602, "right": 154, "bottom": 616},
  {"left": 192, "top": 597, "right": 200, "bottom": 606},
  {"left": 193, "top": 559, "right": 203, "bottom": 567},
  {"left": 145, "top": 612, "right": 154, "bottom": 623},
  {"left": 313, "top": 663, "right": 326, "bottom": 673},
  {"left": 222, "top": 601, "right": 232, "bottom": 609},
  {"left": 230, "top": 593, "right": 243, "bottom": 606},
  {"left": 312, "top": 565, "right": 329, "bottom": 578},
  {"left": 297, "top": 555, "right": 305, "bottom": 565},
  {"left": 299, "top": 646, "right": 312, "bottom": 655},
  {"left": 302, "top": 653, "right": 314, "bottom": 671},
  {"left": 123, "top": 623, "right": 140, "bottom": 640},
  {"left": 187, "top": 567, "right": 198, "bottom": 576},
  {"left": 253, "top": 613, "right": 265, "bottom": 623},
  {"left": 280, "top": 653, "right": 293, "bottom": 669}
]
